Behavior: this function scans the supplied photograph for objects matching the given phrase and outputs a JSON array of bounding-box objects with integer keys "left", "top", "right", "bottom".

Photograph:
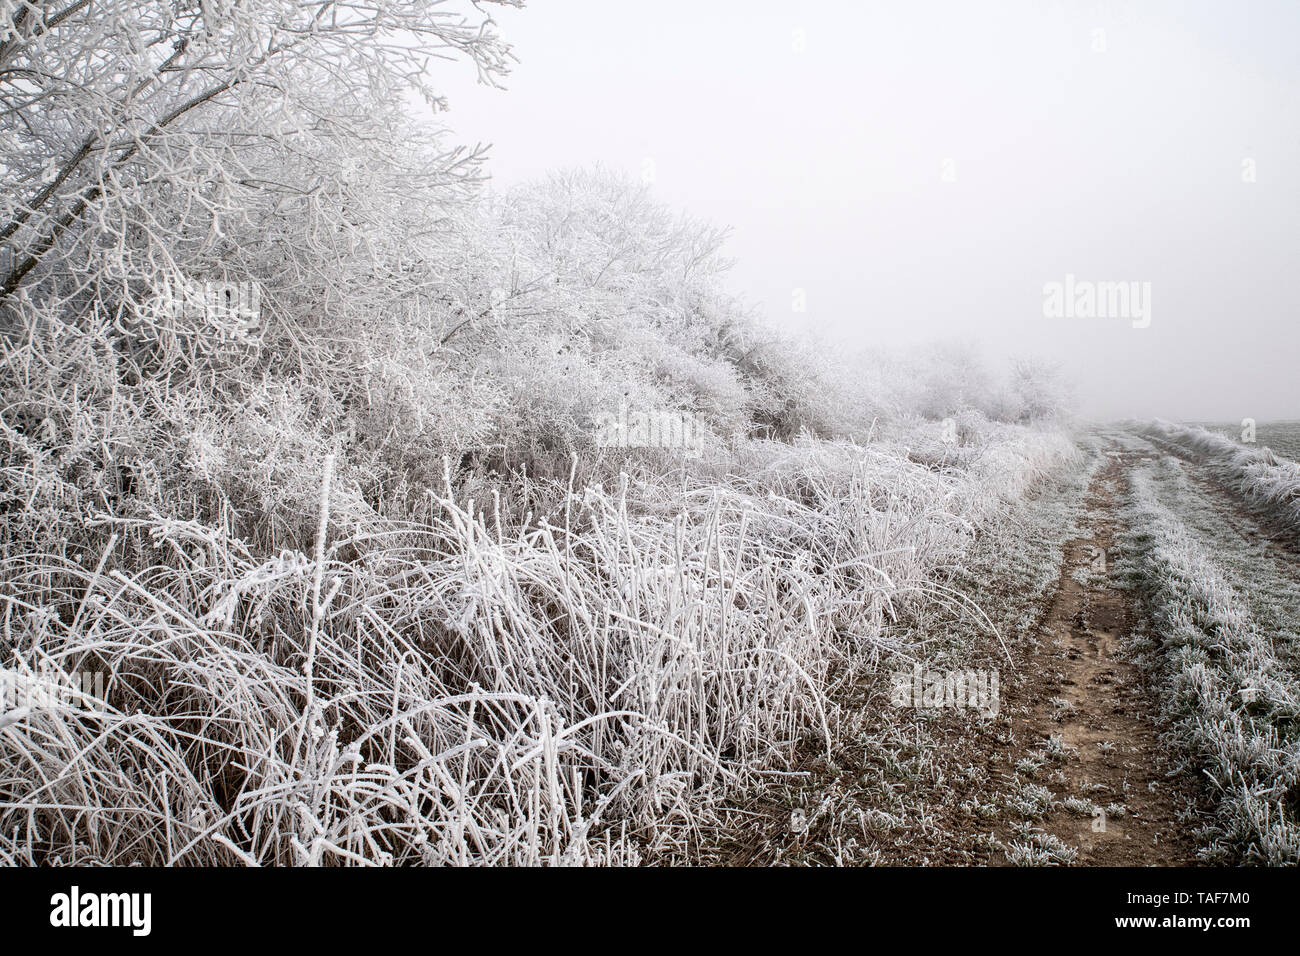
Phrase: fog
[{"left": 435, "top": 1, "right": 1299, "bottom": 422}]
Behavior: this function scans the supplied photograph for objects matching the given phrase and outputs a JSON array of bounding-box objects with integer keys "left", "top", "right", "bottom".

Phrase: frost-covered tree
[
  {"left": 909, "top": 342, "right": 994, "bottom": 420},
  {"left": 1008, "top": 356, "right": 1070, "bottom": 422},
  {"left": 0, "top": 0, "right": 519, "bottom": 542},
  {"left": 1, "top": 0, "right": 517, "bottom": 300},
  {"left": 433, "top": 168, "right": 884, "bottom": 470}
]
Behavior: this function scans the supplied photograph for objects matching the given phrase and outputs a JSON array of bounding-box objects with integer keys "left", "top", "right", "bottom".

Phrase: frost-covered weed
[
  {"left": 1006, "top": 831, "right": 1077, "bottom": 865},
  {"left": 1007, "top": 781, "right": 1055, "bottom": 820}
]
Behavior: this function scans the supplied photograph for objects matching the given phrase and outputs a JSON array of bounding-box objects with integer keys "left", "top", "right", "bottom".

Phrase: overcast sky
[{"left": 434, "top": 0, "right": 1299, "bottom": 421}]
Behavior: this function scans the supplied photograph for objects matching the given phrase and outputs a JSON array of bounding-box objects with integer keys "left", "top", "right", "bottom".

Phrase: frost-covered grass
[
  {"left": 688, "top": 430, "right": 1092, "bottom": 866},
  {"left": 1138, "top": 420, "right": 1300, "bottom": 537},
  {"left": 1117, "top": 465, "right": 1300, "bottom": 864},
  {"left": 1132, "top": 454, "right": 1300, "bottom": 672},
  {"left": 0, "top": 420, "right": 1075, "bottom": 865},
  {"left": 1194, "top": 421, "right": 1300, "bottom": 462}
]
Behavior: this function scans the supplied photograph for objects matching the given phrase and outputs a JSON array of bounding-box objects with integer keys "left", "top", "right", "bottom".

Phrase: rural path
[
  {"left": 697, "top": 433, "right": 1210, "bottom": 867},
  {"left": 998, "top": 442, "right": 1200, "bottom": 864}
]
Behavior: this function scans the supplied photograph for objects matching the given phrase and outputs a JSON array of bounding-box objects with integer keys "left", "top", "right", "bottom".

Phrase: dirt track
[{"left": 997, "top": 444, "right": 1200, "bottom": 864}]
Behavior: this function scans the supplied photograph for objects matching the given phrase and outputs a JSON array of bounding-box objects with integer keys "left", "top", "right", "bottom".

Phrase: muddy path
[{"left": 995, "top": 443, "right": 1200, "bottom": 864}]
